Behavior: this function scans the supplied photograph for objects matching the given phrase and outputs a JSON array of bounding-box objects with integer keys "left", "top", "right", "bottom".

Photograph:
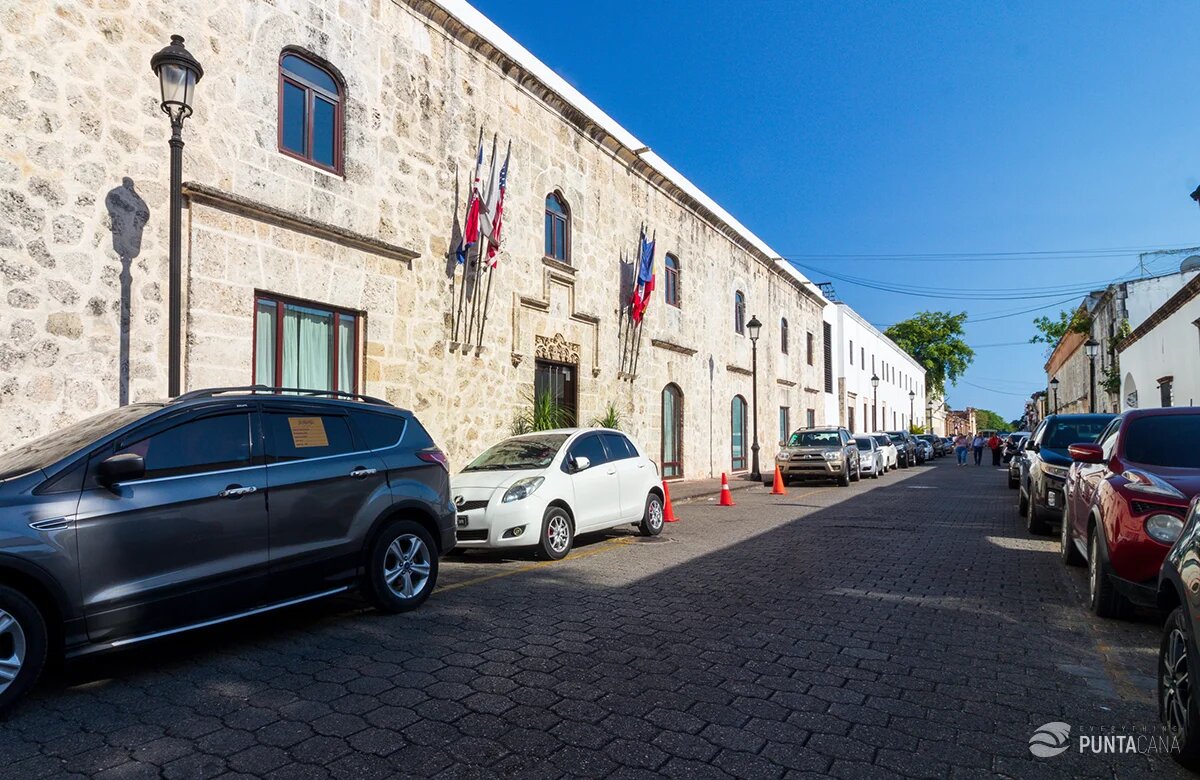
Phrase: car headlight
[
  {"left": 502, "top": 477, "right": 545, "bottom": 503},
  {"left": 776, "top": 451, "right": 790, "bottom": 461},
  {"left": 1146, "top": 514, "right": 1184, "bottom": 544},
  {"left": 823, "top": 451, "right": 842, "bottom": 461},
  {"left": 1041, "top": 463, "right": 1069, "bottom": 479}
]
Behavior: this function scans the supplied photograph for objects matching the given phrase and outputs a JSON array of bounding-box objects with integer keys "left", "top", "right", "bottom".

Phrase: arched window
[
  {"left": 544, "top": 192, "right": 570, "bottom": 262},
  {"left": 278, "top": 51, "right": 343, "bottom": 174},
  {"left": 664, "top": 254, "right": 680, "bottom": 307},
  {"left": 734, "top": 291, "right": 745, "bottom": 334},
  {"left": 731, "top": 395, "right": 748, "bottom": 471},
  {"left": 661, "top": 384, "right": 684, "bottom": 479},
  {"left": 780, "top": 318, "right": 789, "bottom": 354}
]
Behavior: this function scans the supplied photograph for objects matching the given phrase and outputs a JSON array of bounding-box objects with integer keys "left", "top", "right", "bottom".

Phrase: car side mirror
[
  {"left": 778, "top": 439, "right": 787, "bottom": 448},
  {"left": 98, "top": 453, "right": 145, "bottom": 487},
  {"left": 1067, "top": 443, "right": 1104, "bottom": 463},
  {"left": 572, "top": 455, "right": 591, "bottom": 473}
]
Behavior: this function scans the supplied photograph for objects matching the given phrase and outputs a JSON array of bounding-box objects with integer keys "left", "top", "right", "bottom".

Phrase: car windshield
[
  {"left": 1043, "top": 417, "right": 1113, "bottom": 449},
  {"left": 0, "top": 403, "right": 163, "bottom": 481},
  {"left": 853, "top": 438, "right": 873, "bottom": 451},
  {"left": 464, "top": 434, "right": 569, "bottom": 471},
  {"left": 788, "top": 431, "right": 840, "bottom": 447},
  {"left": 1124, "top": 415, "right": 1200, "bottom": 468},
  {"left": 873, "top": 436, "right": 891, "bottom": 446},
  {"left": 886, "top": 432, "right": 906, "bottom": 440}
]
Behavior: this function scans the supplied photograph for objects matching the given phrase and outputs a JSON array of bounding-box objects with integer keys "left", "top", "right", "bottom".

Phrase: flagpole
[
  {"left": 449, "top": 161, "right": 462, "bottom": 344},
  {"left": 476, "top": 251, "right": 494, "bottom": 349},
  {"left": 466, "top": 134, "right": 496, "bottom": 349},
  {"left": 476, "top": 139, "right": 509, "bottom": 350},
  {"left": 454, "top": 127, "right": 483, "bottom": 345},
  {"left": 624, "top": 224, "right": 645, "bottom": 376}
]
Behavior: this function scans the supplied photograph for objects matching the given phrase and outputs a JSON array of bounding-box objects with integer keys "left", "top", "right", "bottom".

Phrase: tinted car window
[
  {"left": 0, "top": 403, "right": 162, "bottom": 481},
  {"left": 117, "top": 413, "right": 252, "bottom": 479},
  {"left": 568, "top": 434, "right": 609, "bottom": 467},
  {"left": 266, "top": 413, "right": 356, "bottom": 462},
  {"left": 873, "top": 435, "right": 891, "bottom": 447},
  {"left": 466, "top": 434, "right": 569, "bottom": 471},
  {"left": 1124, "top": 415, "right": 1200, "bottom": 468},
  {"left": 601, "top": 433, "right": 638, "bottom": 460},
  {"left": 853, "top": 437, "right": 874, "bottom": 451},
  {"left": 349, "top": 410, "right": 407, "bottom": 450},
  {"left": 788, "top": 431, "right": 840, "bottom": 447},
  {"left": 1043, "top": 418, "right": 1112, "bottom": 449}
]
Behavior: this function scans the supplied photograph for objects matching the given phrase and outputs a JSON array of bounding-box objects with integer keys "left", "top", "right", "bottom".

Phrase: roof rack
[{"left": 172, "top": 385, "right": 394, "bottom": 407}]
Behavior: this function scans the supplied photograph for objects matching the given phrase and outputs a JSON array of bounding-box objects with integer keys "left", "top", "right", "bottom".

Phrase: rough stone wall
[{"left": 0, "top": 0, "right": 828, "bottom": 477}]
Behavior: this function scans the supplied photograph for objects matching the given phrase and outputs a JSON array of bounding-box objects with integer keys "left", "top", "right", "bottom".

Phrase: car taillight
[{"left": 418, "top": 450, "right": 449, "bottom": 472}]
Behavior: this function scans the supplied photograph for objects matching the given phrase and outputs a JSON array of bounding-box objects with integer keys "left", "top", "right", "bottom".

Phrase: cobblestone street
[{"left": 0, "top": 460, "right": 1186, "bottom": 778}]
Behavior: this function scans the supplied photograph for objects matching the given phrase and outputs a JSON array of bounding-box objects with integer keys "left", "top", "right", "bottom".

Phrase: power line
[
  {"left": 957, "top": 379, "right": 1037, "bottom": 398},
  {"left": 780, "top": 243, "right": 1198, "bottom": 262}
]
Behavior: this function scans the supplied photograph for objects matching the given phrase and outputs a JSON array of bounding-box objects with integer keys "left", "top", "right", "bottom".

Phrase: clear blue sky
[{"left": 471, "top": 0, "right": 1200, "bottom": 421}]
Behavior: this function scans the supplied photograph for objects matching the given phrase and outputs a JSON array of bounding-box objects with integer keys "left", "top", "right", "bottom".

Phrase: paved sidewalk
[{"left": 664, "top": 474, "right": 761, "bottom": 503}]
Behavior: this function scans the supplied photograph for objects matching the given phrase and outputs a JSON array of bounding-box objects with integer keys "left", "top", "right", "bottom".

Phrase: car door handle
[
  {"left": 218, "top": 485, "right": 257, "bottom": 498},
  {"left": 606, "top": 469, "right": 616, "bottom": 475},
  {"left": 349, "top": 467, "right": 378, "bottom": 479}
]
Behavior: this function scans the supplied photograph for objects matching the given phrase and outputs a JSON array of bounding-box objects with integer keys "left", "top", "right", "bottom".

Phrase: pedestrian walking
[
  {"left": 953, "top": 433, "right": 969, "bottom": 466},
  {"left": 972, "top": 433, "right": 985, "bottom": 466},
  {"left": 987, "top": 432, "right": 1003, "bottom": 467}
]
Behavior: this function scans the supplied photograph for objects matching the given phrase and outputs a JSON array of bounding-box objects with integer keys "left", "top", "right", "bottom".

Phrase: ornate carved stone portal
[{"left": 535, "top": 333, "right": 580, "bottom": 364}]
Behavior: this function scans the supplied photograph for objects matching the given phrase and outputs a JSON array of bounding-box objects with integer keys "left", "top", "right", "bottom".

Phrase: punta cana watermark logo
[
  {"left": 1029, "top": 722, "right": 1071, "bottom": 757},
  {"left": 1029, "top": 722, "right": 1180, "bottom": 758}
]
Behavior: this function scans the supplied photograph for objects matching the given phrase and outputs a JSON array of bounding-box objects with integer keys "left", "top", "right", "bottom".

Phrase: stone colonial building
[{"left": 0, "top": 0, "right": 833, "bottom": 477}]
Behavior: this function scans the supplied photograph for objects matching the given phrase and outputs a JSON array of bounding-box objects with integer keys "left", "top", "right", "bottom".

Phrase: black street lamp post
[
  {"left": 870, "top": 374, "right": 880, "bottom": 431},
  {"left": 150, "top": 36, "right": 203, "bottom": 398},
  {"left": 908, "top": 390, "right": 915, "bottom": 431},
  {"left": 747, "top": 315, "right": 762, "bottom": 482},
  {"left": 1085, "top": 339, "right": 1099, "bottom": 413},
  {"left": 1050, "top": 377, "right": 1059, "bottom": 414}
]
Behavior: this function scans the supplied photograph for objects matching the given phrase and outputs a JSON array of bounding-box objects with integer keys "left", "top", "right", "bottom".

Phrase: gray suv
[
  {"left": 0, "top": 386, "right": 455, "bottom": 714},
  {"left": 775, "top": 426, "right": 861, "bottom": 486}
]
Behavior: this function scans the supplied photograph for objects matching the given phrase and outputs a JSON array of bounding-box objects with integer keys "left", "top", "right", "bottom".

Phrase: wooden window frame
[
  {"left": 731, "top": 395, "right": 748, "bottom": 471},
  {"left": 780, "top": 318, "right": 789, "bottom": 354},
  {"left": 251, "top": 291, "right": 362, "bottom": 393},
  {"left": 661, "top": 383, "right": 684, "bottom": 480},
  {"left": 664, "top": 254, "right": 681, "bottom": 308},
  {"left": 734, "top": 291, "right": 746, "bottom": 335},
  {"left": 544, "top": 191, "right": 571, "bottom": 264},
  {"left": 278, "top": 50, "right": 344, "bottom": 176}
]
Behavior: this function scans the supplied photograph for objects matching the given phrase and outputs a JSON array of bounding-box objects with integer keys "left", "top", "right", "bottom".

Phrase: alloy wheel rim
[
  {"left": 383, "top": 534, "right": 432, "bottom": 600},
  {"left": 0, "top": 609, "right": 26, "bottom": 695},
  {"left": 648, "top": 499, "right": 663, "bottom": 530},
  {"left": 547, "top": 516, "right": 570, "bottom": 553},
  {"left": 1164, "top": 626, "right": 1191, "bottom": 738},
  {"left": 1088, "top": 535, "right": 1098, "bottom": 602}
]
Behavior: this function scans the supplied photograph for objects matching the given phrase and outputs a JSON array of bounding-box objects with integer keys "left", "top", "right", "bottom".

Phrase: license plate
[{"left": 457, "top": 515, "right": 469, "bottom": 527}]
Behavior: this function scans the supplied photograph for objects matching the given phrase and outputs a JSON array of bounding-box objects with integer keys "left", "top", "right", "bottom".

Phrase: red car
[{"left": 1061, "top": 407, "right": 1200, "bottom": 618}]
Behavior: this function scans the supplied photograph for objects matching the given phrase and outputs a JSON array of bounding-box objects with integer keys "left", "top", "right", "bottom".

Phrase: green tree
[
  {"left": 1030, "top": 307, "right": 1091, "bottom": 348},
  {"left": 884, "top": 311, "right": 974, "bottom": 399},
  {"left": 973, "top": 409, "right": 1013, "bottom": 433}
]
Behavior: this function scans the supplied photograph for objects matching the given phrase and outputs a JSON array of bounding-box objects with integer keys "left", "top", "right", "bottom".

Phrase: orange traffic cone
[
  {"left": 662, "top": 481, "right": 678, "bottom": 522},
  {"left": 771, "top": 464, "right": 787, "bottom": 495},
  {"left": 718, "top": 472, "right": 736, "bottom": 506}
]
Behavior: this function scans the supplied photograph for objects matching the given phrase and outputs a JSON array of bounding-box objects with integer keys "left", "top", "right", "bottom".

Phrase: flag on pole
[
  {"left": 630, "top": 229, "right": 656, "bottom": 322},
  {"left": 455, "top": 139, "right": 484, "bottom": 265},
  {"left": 482, "top": 142, "right": 510, "bottom": 264}
]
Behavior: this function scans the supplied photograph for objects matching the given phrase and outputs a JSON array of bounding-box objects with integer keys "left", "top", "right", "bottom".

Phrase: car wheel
[
  {"left": 1161, "top": 606, "right": 1200, "bottom": 770},
  {"left": 640, "top": 492, "right": 664, "bottom": 537},
  {"left": 1008, "top": 471, "right": 1019, "bottom": 489},
  {"left": 0, "top": 586, "right": 47, "bottom": 717},
  {"left": 1088, "top": 528, "right": 1127, "bottom": 619},
  {"left": 1060, "top": 505, "right": 1084, "bottom": 567},
  {"left": 538, "top": 506, "right": 574, "bottom": 560},
  {"left": 365, "top": 520, "right": 438, "bottom": 613},
  {"left": 1018, "top": 488, "right": 1029, "bottom": 517},
  {"left": 871, "top": 465, "right": 880, "bottom": 479},
  {"left": 1026, "top": 491, "right": 1049, "bottom": 535},
  {"left": 850, "top": 461, "right": 861, "bottom": 482},
  {"left": 838, "top": 465, "right": 851, "bottom": 487}
]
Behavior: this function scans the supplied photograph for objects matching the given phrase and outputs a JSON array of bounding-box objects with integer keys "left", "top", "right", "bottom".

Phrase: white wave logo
[{"left": 1029, "top": 722, "right": 1071, "bottom": 758}]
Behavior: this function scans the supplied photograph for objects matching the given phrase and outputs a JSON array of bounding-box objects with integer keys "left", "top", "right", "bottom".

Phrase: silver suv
[
  {"left": 775, "top": 426, "right": 861, "bottom": 486},
  {"left": 0, "top": 386, "right": 455, "bottom": 714}
]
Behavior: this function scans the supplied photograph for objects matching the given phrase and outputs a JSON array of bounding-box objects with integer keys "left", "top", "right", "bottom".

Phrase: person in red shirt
[{"left": 987, "top": 433, "right": 1004, "bottom": 467}]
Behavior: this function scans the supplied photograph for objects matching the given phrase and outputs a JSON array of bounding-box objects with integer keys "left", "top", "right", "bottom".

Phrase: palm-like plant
[
  {"left": 590, "top": 401, "right": 622, "bottom": 430},
  {"left": 510, "top": 390, "right": 569, "bottom": 435}
]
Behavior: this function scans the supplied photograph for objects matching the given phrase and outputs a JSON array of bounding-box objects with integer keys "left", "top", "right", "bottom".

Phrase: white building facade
[
  {"left": 827, "top": 303, "right": 927, "bottom": 434},
  {"left": 1119, "top": 274, "right": 1200, "bottom": 410}
]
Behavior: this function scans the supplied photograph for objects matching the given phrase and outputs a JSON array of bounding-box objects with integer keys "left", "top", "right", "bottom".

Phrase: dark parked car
[
  {"left": 1008, "top": 437, "right": 1028, "bottom": 489},
  {"left": 916, "top": 434, "right": 945, "bottom": 458},
  {"left": 0, "top": 386, "right": 455, "bottom": 714},
  {"left": 1019, "top": 413, "right": 1114, "bottom": 535},
  {"left": 886, "top": 431, "right": 918, "bottom": 467},
  {"left": 1003, "top": 431, "right": 1030, "bottom": 464},
  {"left": 1064, "top": 408, "right": 1200, "bottom": 619}
]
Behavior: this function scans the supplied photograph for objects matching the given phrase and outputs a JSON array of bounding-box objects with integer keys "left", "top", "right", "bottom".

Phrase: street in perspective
[{"left": 3, "top": 1, "right": 1200, "bottom": 778}]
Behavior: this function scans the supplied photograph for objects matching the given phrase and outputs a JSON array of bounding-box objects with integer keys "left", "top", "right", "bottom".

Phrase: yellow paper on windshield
[{"left": 288, "top": 417, "right": 329, "bottom": 448}]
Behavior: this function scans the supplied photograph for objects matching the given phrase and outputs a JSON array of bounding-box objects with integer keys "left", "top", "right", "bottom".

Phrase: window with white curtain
[{"left": 254, "top": 294, "right": 359, "bottom": 393}]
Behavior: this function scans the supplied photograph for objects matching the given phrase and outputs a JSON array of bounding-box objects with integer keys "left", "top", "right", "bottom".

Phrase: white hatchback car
[
  {"left": 450, "top": 428, "right": 664, "bottom": 559},
  {"left": 869, "top": 433, "right": 899, "bottom": 473}
]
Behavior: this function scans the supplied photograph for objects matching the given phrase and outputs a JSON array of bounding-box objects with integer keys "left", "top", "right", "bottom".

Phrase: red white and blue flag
[
  {"left": 482, "top": 141, "right": 510, "bottom": 266},
  {"left": 455, "top": 139, "right": 484, "bottom": 265},
  {"left": 630, "top": 229, "right": 656, "bottom": 323}
]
